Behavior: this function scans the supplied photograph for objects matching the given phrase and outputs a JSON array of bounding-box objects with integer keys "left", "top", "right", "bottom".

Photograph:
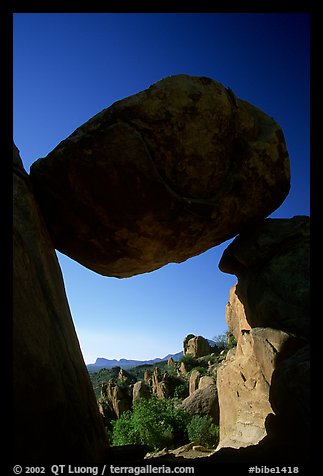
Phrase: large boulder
[
  {"left": 29, "top": 74, "right": 290, "bottom": 278},
  {"left": 13, "top": 144, "right": 108, "bottom": 463},
  {"left": 181, "top": 381, "right": 219, "bottom": 424},
  {"left": 219, "top": 216, "right": 310, "bottom": 338},
  {"left": 183, "top": 334, "right": 214, "bottom": 358}
]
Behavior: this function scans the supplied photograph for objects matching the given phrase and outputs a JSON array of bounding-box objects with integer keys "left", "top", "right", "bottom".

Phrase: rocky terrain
[
  {"left": 13, "top": 74, "right": 309, "bottom": 465},
  {"left": 92, "top": 334, "right": 226, "bottom": 426}
]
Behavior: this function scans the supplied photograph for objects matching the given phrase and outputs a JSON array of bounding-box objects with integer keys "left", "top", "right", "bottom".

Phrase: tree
[
  {"left": 111, "top": 396, "right": 190, "bottom": 451},
  {"left": 187, "top": 415, "right": 219, "bottom": 448},
  {"left": 212, "top": 331, "right": 237, "bottom": 351}
]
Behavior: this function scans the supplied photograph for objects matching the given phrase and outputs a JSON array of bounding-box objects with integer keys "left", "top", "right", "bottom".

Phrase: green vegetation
[
  {"left": 173, "top": 381, "right": 189, "bottom": 400},
  {"left": 88, "top": 332, "right": 236, "bottom": 452},
  {"left": 187, "top": 415, "right": 219, "bottom": 448},
  {"left": 111, "top": 396, "right": 219, "bottom": 451},
  {"left": 212, "top": 331, "right": 237, "bottom": 351},
  {"left": 178, "top": 354, "right": 201, "bottom": 373}
]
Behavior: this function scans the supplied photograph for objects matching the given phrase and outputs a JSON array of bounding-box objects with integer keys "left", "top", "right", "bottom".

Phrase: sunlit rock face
[
  {"left": 183, "top": 334, "right": 215, "bottom": 358},
  {"left": 13, "top": 144, "right": 108, "bottom": 463},
  {"left": 217, "top": 216, "right": 310, "bottom": 455},
  {"left": 30, "top": 74, "right": 290, "bottom": 278}
]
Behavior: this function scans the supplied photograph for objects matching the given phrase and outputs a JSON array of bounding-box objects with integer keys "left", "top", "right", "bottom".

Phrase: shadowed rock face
[
  {"left": 13, "top": 145, "right": 108, "bottom": 463},
  {"left": 219, "top": 216, "right": 310, "bottom": 338},
  {"left": 30, "top": 74, "right": 290, "bottom": 278}
]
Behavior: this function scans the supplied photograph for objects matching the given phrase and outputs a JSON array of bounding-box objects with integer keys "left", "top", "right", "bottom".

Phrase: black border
[{"left": 8, "top": 0, "right": 316, "bottom": 14}]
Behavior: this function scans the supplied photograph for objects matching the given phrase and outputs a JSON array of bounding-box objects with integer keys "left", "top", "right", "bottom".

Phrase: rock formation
[
  {"left": 217, "top": 217, "right": 310, "bottom": 455},
  {"left": 151, "top": 367, "right": 178, "bottom": 399},
  {"left": 181, "top": 378, "right": 219, "bottom": 424},
  {"left": 14, "top": 73, "right": 309, "bottom": 464},
  {"left": 144, "top": 369, "right": 152, "bottom": 383},
  {"left": 219, "top": 216, "right": 310, "bottom": 338},
  {"left": 29, "top": 74, "right": 290, "bottom": 278},
  {"left": 13, "top": 144, "right": 108, "bottom": 463},
  {"left": 183, "top": 334, "right": 214, "bottom": 358},
  {"left": 189, "top": 369, "right": 201, "bottom": 395},
  {"left": 216, "top": 327, "right": 274, "bottom": 448},
  {"left": 167, "top": 356, "right": 175, "bottom": 366},
  {"left": 100, "top": 380, "right": 132, "bottom": 419},
  {"left": 132, "top": 380, "right": 151, "bottom": 403}
]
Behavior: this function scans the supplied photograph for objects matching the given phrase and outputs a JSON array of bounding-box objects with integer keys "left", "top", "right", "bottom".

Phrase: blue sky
[{"left": 13, "top": 13, "right": 310, "bottom": 364}]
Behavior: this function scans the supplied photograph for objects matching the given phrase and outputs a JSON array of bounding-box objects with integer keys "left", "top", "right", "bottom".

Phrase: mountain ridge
[
  {"left": 86, "top": 338, "right": 217, "bottom": 371},
  {"left": 87, "top": 351, "right": 183, "bottom": 371}
]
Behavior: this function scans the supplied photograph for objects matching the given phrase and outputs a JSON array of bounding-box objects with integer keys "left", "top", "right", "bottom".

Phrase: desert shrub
[
  {"left": 190, "top": 365, "right": 207, "bottom": 376},
  {"left": 187, "top": 415, "right": 219, "bottom": 448},
  {"left": 212, "top": 333, "right": 227, "bottom": 352},
  {"left": 178, "top": 354, "right": 201, "bottom": 372},
  {"left": 173, "top": 381, "right": 189, "bottom": 400},
  {"left": 111, "top": 396, "right": 190, "bottom": 451},
  {"left": 165, "top": 363, "right": 177, "bottom": 377},
  {"left": 110, "top": 409, "right": 140, "bottom": 446},
  {"left": 212, "top": 331, "right": 237, "bottom": 352}
]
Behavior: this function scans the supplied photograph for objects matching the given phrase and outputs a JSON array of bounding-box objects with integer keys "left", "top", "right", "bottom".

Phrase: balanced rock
[{"left": 30, "top": 74, "right": 290, "bottom": 278}]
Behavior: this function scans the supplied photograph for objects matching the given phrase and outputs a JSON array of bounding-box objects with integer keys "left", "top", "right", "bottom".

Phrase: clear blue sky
[{"left": 13, "top": 13, "right": 310, "bottom": 364}]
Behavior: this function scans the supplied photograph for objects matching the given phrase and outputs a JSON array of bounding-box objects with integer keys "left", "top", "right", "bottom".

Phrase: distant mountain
[
  {"left": 87, "top": 350, "right": 183, "bottom": 371},
  {"left": 87, "top": 338, "right": 217, "bottom": 372}
]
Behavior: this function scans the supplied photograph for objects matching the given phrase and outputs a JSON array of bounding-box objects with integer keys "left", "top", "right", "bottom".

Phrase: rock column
[{"left": 13, "top": 145, "right": 108, "bottom": 463}]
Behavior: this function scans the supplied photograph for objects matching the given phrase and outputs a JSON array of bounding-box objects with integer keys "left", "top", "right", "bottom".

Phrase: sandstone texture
[
  {"left": 151, "top": 367, "right": 178, "bottom": 399},
  {"left": 217, "top": 325, "right": 276, "bottom": 449},
  {"left": 13, "top": 145, "right": 108, "bottom": 463},
  {"left": 216, "top": 285, "right": 284, "bottom": 449},
  {"left": 183, "top": 334, "right": 214, "bottom": 358},
  {"left": 100, "top": 380, "right": 132, "bottom": 419},
  {"left": 30, "top": 74, "right": 290, "bottom": 277},
  {"left": 217, "top": 217, "right": 310, "bottom": 454},
  {"left": 181, "top": 380, "right": 219, "bottom": 424},
  {"left": 189, "top": 369, "right": 201, "bottom": 395}
]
